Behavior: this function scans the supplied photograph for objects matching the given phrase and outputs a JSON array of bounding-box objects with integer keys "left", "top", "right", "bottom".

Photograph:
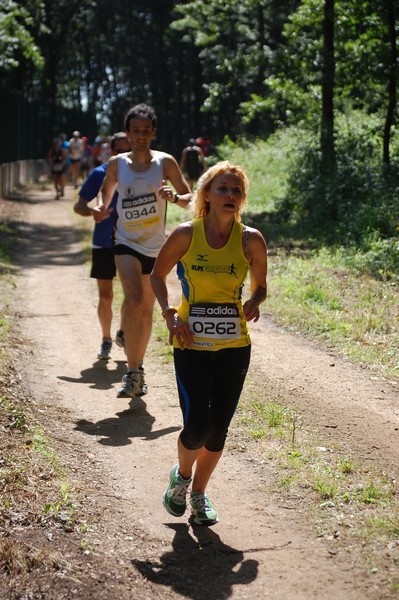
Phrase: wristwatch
[{"left": 161, "top": 306, "right": 177, "bottom": 318}]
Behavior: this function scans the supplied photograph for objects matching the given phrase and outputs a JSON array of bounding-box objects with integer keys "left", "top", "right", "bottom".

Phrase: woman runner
[{"left": 150, "top": 161, "right": 267, "bottom": 525}]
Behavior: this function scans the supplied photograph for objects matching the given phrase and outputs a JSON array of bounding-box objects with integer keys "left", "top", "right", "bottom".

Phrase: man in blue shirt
[{"left": 73, "top": 132, "right": 131, "bottom": 360}]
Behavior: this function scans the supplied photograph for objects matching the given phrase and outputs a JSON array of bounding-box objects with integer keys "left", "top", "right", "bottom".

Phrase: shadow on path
[
  {"left": 58, "top": 360, "right": 127, "bottom": 390},
  {"left": 132, "top": 521, "right": 259, "bottom": 599},
  {"left": 74, "top": 397, "right": 180, "bottom": 447},
  {"left": 7, "top": 218, "right": 88, "bottom": 270}
]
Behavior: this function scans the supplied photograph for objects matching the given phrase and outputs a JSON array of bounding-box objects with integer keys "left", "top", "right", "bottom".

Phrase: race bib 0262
[{"left": 188, "top": 303, "right": 240, "bottom": 339}]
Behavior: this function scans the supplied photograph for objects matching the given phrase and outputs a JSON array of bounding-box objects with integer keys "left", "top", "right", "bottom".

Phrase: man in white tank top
[{"left": 93, "top": 104, "right": 192, "bottom": 398}]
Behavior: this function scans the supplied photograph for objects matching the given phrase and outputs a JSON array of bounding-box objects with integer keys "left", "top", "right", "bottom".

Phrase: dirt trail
[{"left": 6, "top": 187, "right": 399, "bottom": 599}]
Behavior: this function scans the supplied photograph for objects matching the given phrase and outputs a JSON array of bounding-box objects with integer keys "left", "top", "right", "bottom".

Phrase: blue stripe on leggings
[{"left": 176, "top": 370, "right": 190, "bottom": 426}]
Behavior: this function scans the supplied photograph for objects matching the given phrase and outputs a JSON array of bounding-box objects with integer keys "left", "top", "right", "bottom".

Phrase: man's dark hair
[
  {"left": 124, "top": 104, "right": 157, "bottom": 131},
  {"left": 110, "top": 131, "right": 128, "bottom": 151}
]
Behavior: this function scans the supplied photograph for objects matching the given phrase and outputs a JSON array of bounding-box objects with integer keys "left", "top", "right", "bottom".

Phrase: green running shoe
[
  {"left": 190, "top": 492, "right": 219, "bottom": 526},
  {"left": 163, "top": 464, "right": 191, "bottom": 517}
]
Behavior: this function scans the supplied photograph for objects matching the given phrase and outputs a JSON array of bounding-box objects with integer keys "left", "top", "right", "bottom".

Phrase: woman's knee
[
  {"left": 180, "top": 429, "right": 207, "bottom": 450},
  {"left": 204, "top": 428, "right": 228, "bottom": 453}
]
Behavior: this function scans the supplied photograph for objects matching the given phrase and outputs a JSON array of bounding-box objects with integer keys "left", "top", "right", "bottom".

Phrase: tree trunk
[
  {"left": 383, "top": 0, "right": 397, "bottom": 165},
  {"left": 320, "top": 0, "right": 336, "bottom": 172}
]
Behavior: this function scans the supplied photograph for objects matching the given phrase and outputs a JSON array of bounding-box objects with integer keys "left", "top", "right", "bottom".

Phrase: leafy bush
[
  {"left": 344, "top": 235, "right": 399, "bottom": 281},
  {"left": 217, "top": 128, "right": 299, "bottom": 213},
  {"left": 278, "top": 111, "right": 399, "bottom": 245}
]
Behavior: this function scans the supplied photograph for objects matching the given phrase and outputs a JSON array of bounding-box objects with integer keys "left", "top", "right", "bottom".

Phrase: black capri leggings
[{"left": 173, "top": 345, "right": 251, "bottom": 453}]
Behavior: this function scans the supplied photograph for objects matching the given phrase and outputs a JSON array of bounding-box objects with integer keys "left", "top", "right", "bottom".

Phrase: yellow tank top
[{"left": 175, "top": 218, "right": 251, "bottom": 350}]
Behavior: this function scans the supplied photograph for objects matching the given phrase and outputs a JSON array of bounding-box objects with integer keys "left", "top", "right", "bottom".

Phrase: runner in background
[
  {"left": 80, "top": 136, "right": 93, "bottom": 181},
  {"left": 179, "top": 138, "right": 205, "bottom": 190},
  {"left": 99, "top": 137, "right": 111, "bottom": 165},
  {"left": 195, "top": 135, "right": 212, "bottom": 158},
  {"left": 68, "top": 131, "right": 84, "bottom": 188},
  {"left": 59, "top": 133, "right": 70, "bottom": 192},
  {"left": 47, "top": 137, "right": 67, "bottom": 199},
  {"left": 92, "top": 136, "right": 103, "bottom": 168},
  {"left": 73, "top": 132, "right": 131, "bottom": 360}
]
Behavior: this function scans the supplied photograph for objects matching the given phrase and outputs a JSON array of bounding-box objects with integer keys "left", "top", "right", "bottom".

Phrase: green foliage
[
  {"left": 339, "top": 459, "right": 356, "bottom": 475},
  {"left": 334, "top": 1, "right": 388, "bottom": 111},
  {"left": 278, "top": 111, "right": 399, "bottom": 245},
  {"left": 343, "top": 235, "right": 399, "bottom": 281},
  {"left": 260, "top": 0, "right": 391, "bottom": 130},
  {"left": 217, "top": 128, "right": 298, "bottom": 213},
  {"left": 239, "top": 398, "right": 292, "bottom": 442},
  {"left": 313, "top": 477, "right": 338, "bottom": 500},
  {"left": 172, "top": 0, "right": 273, "bottom": 135},
  {"left": 263, "top": 0, "right": 323, "bottom": 128},
  {"left": 2, "top": 0, "right": 398, "bottom": 164},
  {"left": 0, "top": 0, "right": 44, "bottom": 72}
]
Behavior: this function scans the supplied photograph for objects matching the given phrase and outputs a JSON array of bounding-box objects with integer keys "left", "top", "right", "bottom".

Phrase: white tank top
[
  {"left": 69, "top": 139, "right": 83, "bottom": 159},
  {"left": 114, "top": 151, "right": 165, "bottom": 257}
]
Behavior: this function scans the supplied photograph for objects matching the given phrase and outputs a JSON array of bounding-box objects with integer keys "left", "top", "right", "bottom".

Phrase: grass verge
[
  {"left": 231, "top": 386, "right": 399, "bottom": 592},
  {"left": 266, "top": 248, "right": 399, "bottom": 379},
  {"left": 0, "top": 201, "right": 91, "bottom": 584}
]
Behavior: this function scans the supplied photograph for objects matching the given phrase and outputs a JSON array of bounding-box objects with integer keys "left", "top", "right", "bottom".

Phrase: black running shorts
[
  {"left": 90, "top": 248, "right": 116, "bottom": 280},
  {"left": 113, "top": 244, "right": 156, "bottom": 275}
]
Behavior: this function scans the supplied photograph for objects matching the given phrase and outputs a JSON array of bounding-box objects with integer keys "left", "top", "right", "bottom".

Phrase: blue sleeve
[{"left": 78, "top": 165, "right": 107, "bottom": 202}]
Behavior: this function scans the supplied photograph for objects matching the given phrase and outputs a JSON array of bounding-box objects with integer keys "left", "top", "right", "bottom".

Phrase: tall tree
[
  {"left": 382, "top": 0, "right": 397, "bottom": 165},
  {"left": 172, "top": 0, "right": 297, "bottom": 141},
  {"left": 320, "top": 0, "right": 336, "bottom": 171},
  {"left": 3, "top": 0, "right": 399, "bottom": 163}
]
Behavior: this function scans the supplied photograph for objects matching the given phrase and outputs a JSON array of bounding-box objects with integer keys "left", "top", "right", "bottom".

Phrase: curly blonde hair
[{"left": 190, "top": 161, "right": 249, "bottom": 221}]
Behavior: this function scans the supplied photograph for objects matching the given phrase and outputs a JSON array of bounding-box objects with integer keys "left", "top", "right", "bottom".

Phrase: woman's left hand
[{"left": 243, "top": 299, "right": 260, "bottom": 322}]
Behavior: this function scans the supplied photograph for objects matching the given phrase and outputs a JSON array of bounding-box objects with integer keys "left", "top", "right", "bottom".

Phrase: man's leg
[
  {"left": 137, "top": 274, "right": 155, "bottom": 363},
  {"left": 116, "top": 254, "right": 146, "bottom": 369},
  {"left": 96, "top": 279, "right": 113, "bottom": 339},
  {"left": 71, "top": 161, "right": 80, "bottom": 187},
  {"left": 51, "top": 175, "right": 58, "bottom": 198},
  {"left": 115, "top": 255, "right": 155, "bottom": 397},
  {"left": 96, "top": 279, "right": 113, "bottom": 360}
]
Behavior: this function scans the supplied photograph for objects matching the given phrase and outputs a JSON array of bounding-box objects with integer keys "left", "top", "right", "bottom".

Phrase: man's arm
[
  {"left": 100, "top": 156, "right": 118, "bottom": 208},
  {"left": 160, "top": 154, "right": 192, "bottom": 206},
  {"left": 74, "top": 196, "right": 95, "bottom": 216},
  {"left": 92, "top": 158, "right": 118, "bottom": 222},
  {"left": 73, "top": 167, "right": 105, "bottom": 216}
]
